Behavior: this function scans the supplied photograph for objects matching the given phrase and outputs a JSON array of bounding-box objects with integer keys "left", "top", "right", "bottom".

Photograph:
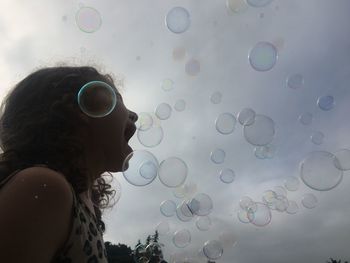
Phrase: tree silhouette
[
  {"left": 105, "top": 231, "right": 167, "bottom": 263},
  {"left": 327, "top": 258, "right": 348, "bottom": 263}
]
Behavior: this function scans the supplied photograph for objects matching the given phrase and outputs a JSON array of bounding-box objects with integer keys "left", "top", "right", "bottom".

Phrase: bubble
[
  {"left": 301, "top": 193, "right": 318, "bottom": 209},
  {"left": 135, "top": 112, "right": 153, "bottom": 131},
  {"left": 159, "top": 157, "right": 188, "bottom": 188},
  {"left": 189, "top": 193, "right": 213, "bottom": 216},
  {"left": 174, "top": 99, "right": 186, "bottom": 111},
  {"left": 75, "top": 6, "right": 102, "bottom": 33},
  {"left": 246, "top": 0, "right": 274, "bottom": 7},
  {"left": 237, "top": 209, "right": 250, "bottom": 223},
  {"left": 185, "top": 58, "right": 201, "bottom": 76},
  {"left": 165, "top": 7, "right": 191, "bottom": 34},
  {"left": 237, "top": 108, "right": 256, "bottom": 126},
  {"left": 137, "top": 121, "right": 164, "bottom": 147},
  {"left": 155, "top": 103, "right": 172, "bottom": 120},
  {"left": 273, "top": 186, "right": 287, "bottom": 197},
  {"left": 173, "top": 46, "right": 186, "bottom": 60},
  {"left": 284, "top": 176, "right": 300, "bottom": 191},
  {"left": 262, "top": 190, "right": 277, "bottom": 205},
  {"left": 239, "top": 196, "right": 255, "bottom": 210},
  {"left": 334, "top": 149, "right": 350, "bottom": 171},
  {"left": 203, "top": 240, "right": 224, "bottom": 260},
  {"left": 286, "top": 200, "right": 298, "bottom": 214},
  {"left": 226, "top": 0, "right": 249, "bottom": 14},
  {"left": 196, "top": 216, "right": 212, "bottom": 231},
  {"left": 317, "top": 95, "right": 335, "bottom": 111},
  {"left": 210, "top": 91, "right": 223, "bottom": 104},
  {"left": 254, "top": 146, "right": 266, "bottom": 159},
  {"left": 248, "top": 42, "right": 278, "bottom": 72},
  {"left": 300, "top": 151, "right": 343, "bottom": 191},
  {"left": 176, "top": 202, "right": 193, "bottom": 222},
  {"left": 287, "top": 73, "right": 304, "bottom": 89},
  {"left": 215, "top": 113, "right": 237, "bottom": 135},
  {"left": 219, "top": 168, "right": 236, "bottom": 184},
  {"left": 156, "top": 221, "right": 170, "bottom": 235},
  {"left": 146, "top": 243, "right": 163, "bottom": 257},
  {"left": 122, "top": 150, "right": 159, "bottom": 186},
  {"left": 173, "top": 186, "right": 186, "bottom": 199},
  {"left": 160, "top": 200, "right": 177, "bottom": 217},
  {"left": 274, "top": 195, "right": 289, "bottom": 212},
  {"left": 244, "top": 114, "right": 275, "bottom": 146},
  {"left": 247, "top": 202, "right": 272, "bottom": 226},
  {"left": 173, "top": 182, "right": 197, "bottom": 199},
  {"left": 173, "top": 229, "right": 191, "bottom": 248},
  {"left": 311, "top": 131, "right": 324, "bottom": 145},
  {"left": 299, "top": 112, "right": 313, "bottom": 125},
  {"left": 210, "top": 148, "right": 226, "bottom": 164},
  {"left": 77, "top": 81, "right": 116, "bottom": 118},
  {"left": 161, "top": 79, "right": 175, "bottom": 91}
]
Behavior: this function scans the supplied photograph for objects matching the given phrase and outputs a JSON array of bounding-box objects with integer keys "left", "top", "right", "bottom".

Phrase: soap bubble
[
  {"left": 137, "top": 117, "right": 164, "bottom": 147},
  {"left": 249, "top": 42, "right": 278, "bottom": 71},
  {"left": 156, "top": 221, "right": 170, "bottom": 235},
  {"left": 189, "top": 193, "right": 213, "bottom": 216},
  {"left": 176, "top": 202, "right": 193, "bottom": 222},
  {"left": 166, "top": 7, "right": 191, "bottom": 34},
  {"left": 301, "top": 193, "right": 318, "bottom": 209},
  {"left": 237, "top": 108, "right": 256, "bottom": 126},
  {"left": 78, "top": 81, "right": 116, "bottom": 118},
  {"left": 299, "top": 112, "right": 313, "bottom": 125},
  {"left": 239, "top": 196, "right": 255, "bottom": 210},
  {"left": 334, "top": 149, "right": 350, "bottom": 171},
  {"left": 273, "top": 186, "right": 287, "bottom": 197},
  {"left": 237, "top": 209, "right": 250, "bottom": 223},
  {"left": 244, "top": 114, "right": 275, "bottom": 146},
  {"left": 226, "top": 0, "right": 249, "bottom": 14},
  {"left": 317, "top": 95, "right": 335, "bottom": 111},
  {"left": 155, "top": 103, "right": 172, "bottom": 120},
  {"left": 158, "top": 157, "right": 188, "bottom": 188},
  {"left": 196, "top": 216, "right": 212, "bottom": 231},
  {"left": 215, "top": 113, "right": 237, "bottom": 134},
  {"left": 210, "top": 91, "right": 223, "bottom": 104},
  {"left": 286, "top": 200, "right": 298, "bottom": 214},
  {"left": 300, "top": 151, "right": 343, "bottom": 191},
  {"left": 286, "top": 73, "right": 304, "bottom": 89},
  {"left": 203, "top": 240, "right": 224, "bottom": 260},
  {"left": 135, "top": 112, "right": 153, "bottom": 131},
  {"left": 161, "top": 79, "right": 175, "bottom": 91},
  {"left": 173, "top": 229, "right": 191, "bottom": 248},
  {"left": 122, "top": 150, "right": 159, "bottom": 186},
  {"left": 160, "top": 200, "right": 177, "bottom": 217},
  {"left": 174, "top": 99, "right": 186, "bottom": 111},
  {"left": 75, "top": 6, "right": 102, "bottom": 33},
  {"left": 219, "top": 168, "right": 236, "bottom": 184},
  {"left": 210, "top": 148, "right": 226, "bottom": 164},
  {"left": 247, "top": 202, "right": 272, "bottom": 227},
  {"left": 311, "top": 131, "right": 324, "bottom": 145},
  {"left": 284, "top": 176, "right": 300, "bottom": 191}
]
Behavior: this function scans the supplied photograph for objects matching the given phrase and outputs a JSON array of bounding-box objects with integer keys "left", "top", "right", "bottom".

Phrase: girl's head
[{"left": 0, "top": 65, "right": 138, "bottom": 233}]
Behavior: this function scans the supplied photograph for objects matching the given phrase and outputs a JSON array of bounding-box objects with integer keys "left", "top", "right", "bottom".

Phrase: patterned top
[{"left": 0, "top": 164, "right": 109, "bottom": 263}]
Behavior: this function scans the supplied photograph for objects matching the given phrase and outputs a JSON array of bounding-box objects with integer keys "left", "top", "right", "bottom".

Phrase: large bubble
[
  {"left": 160, "top": 200, "right": 177, "bottom": 217},
  {"left": 248, "top": 42, "right": 278, "bottom": 71},
  {"left": 188, "top": 193, "right": 214, "bottom": 216},
  {"left": 155, "top": 103, "right": 172, "bottom": 120},
  {"left": 203, "top": 240, "right": 224, "bottom": 260},
  {"left": 247, "top": 202, "right": 272, "bottom": 226},
  {"left": 137, "top": 115, "right": 164, "bottom": 147},
  {"left": 300, "top": 151, "right": 343, "bottom": 191},
  {"left": 78, "top": 81, "right": 116, "bottom": 118},
  {"left": 244, "top": 114, "right": 275, "bottom": 146},
  {"left": 158, "top": 157, "right": 188, "bottom": 187},
  {"left": 165, "top": 7, "right": 191, "bottom": 34},
  {"left": 122, "top": 150, "right": 159, "bottom": 186}
]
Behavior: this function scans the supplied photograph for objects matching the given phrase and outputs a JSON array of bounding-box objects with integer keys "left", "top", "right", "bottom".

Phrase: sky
[{"left": 1, "top": 0, "right": 350, "bottom": 262}]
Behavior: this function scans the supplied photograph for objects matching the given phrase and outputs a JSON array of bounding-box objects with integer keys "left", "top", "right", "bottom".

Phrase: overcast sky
[{"left": 1, "top": 0, "right": 350, "bottom": 262}]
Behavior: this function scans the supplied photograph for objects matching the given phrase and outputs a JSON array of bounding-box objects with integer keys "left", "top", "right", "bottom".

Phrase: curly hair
[{"left": 0, "top": 65, "right": 123, "bottom": 234}]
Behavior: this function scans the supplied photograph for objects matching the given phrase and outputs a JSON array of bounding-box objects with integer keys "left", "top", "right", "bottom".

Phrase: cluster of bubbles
[
  {"left": 72, "top": 2, "right": 348, "bottom": 262},
  {"left": 237, "top": 181, "right": 320, "bottom": 226}
]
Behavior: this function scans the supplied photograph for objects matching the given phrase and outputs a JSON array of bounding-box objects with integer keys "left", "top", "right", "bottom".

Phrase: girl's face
[{"left": 79, "top": 82, "right": 138, "bottom": 173}]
